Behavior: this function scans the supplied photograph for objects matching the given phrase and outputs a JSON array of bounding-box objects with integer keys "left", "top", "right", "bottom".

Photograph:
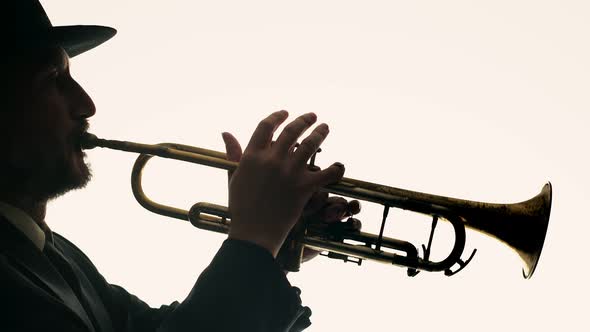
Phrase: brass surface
[{"left": 81, "top": 133, "right": 552, "bottom": 278}]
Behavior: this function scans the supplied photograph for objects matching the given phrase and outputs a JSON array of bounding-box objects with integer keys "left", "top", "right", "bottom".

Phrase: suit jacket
[{"left": 0, "top": 217, "right": 311, "bottom": 332}]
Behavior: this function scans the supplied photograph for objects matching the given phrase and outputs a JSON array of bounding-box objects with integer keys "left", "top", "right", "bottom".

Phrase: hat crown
[
  {"left": 4, "top": 0, "right": 53, "bottom": 36},
  {"left": 2, "top": 0, "right": 116, "bottom": 58}
]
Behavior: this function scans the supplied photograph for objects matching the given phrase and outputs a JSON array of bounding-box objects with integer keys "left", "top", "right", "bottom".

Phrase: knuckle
[
  {"left": 306, "top": 132, "right": 323, "bottom": 145},
  {"left": 261, "top": 155, "right": 282, "bottom": 172},
  {"left": 282, "top": 124, "right": 298, "bottom": 136},
  {"left": 238, "top": 153, "right": 257, "bottom": 166},
  {"left": 307, "top": 165, "right": 320, "bottom": 172},
  {"left": 333, "top": 197, "right": 347, "bottom": 204},
  {"left": 295, "top": 142, "right": 313, "bottom": 156},
  {"left": 257, "top": 119, "right": 274, "bottom": 132},
  {"left": 297, "top": 114, "right": 309, "bottom": 123},
  {"left": 301, "top": 134, "right": 320, "bottom": 146}
]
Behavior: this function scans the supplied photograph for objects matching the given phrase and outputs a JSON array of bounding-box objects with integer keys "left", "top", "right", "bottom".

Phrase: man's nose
[{"left": 71, "top": 79, "right": 96, "bottom": 119}]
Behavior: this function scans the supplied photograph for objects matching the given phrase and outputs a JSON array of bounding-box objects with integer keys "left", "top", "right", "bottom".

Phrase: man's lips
[
  {"left": 71, "top": 125, "right": 89, "bottom": 146},
  {"left": 70, "top": 131, "right": 88, "bottom": 156},
  {"left": 72, "top": 122, "right": 90, "bottom": 141}
]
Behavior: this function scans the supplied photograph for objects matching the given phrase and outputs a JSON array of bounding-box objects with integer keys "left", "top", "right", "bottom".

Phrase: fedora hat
[{"left": 3, "top": 0, "right": 116, "bottom": 58}]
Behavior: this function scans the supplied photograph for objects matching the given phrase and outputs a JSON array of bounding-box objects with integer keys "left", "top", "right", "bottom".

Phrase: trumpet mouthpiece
[{"left": 80, "top": 132, "right": 99, "bottom": 150}]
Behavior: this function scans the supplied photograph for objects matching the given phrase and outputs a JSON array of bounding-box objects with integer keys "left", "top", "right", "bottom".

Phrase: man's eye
[
  {"left": 38, "top": 69, "right": 59, "bottom": 85},
  {"left": 47, "top": 70, "right": 70, "bottom": 89},
  {"left": 48, "top": 70, "right": 60, "bottom": 80}
]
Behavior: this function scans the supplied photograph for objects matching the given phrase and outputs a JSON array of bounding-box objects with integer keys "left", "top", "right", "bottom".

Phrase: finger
[
  {"left": 271, "top": 140, "right": 300, "bottom": 154},
  {"left": 317, "top": 196, "right": 349, "bottom": 223},
  {"left": 303, "top": 191, "right": 328, "bottom": 217},
  {"left": 222, "top": 132, "right": 243, "bottom": 181},
  {"left": 292, "top": 123, "right": 329, "bottom": 166},
  {"left": 273, "top": 113, "right": 317, "bottom": 154},
  {"left": 307, "top": 164, "right": 320, "bottom": 172},
  {"left": 350, "top": 218, "right": 362, "bottom": 231},
  {"left": 245, "top": 110, "right": 289, "bottom": 152},
  {"left": 308, "top": 162, "right": 345, "bottom": 189},
  {"left": 347, "top": 200, "right": 361, "bottom": 215}
]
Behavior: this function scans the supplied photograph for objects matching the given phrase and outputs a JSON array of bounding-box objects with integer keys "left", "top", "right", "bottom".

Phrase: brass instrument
[{"left": 81, "top": 133, "right": 552, "bottom": 278}]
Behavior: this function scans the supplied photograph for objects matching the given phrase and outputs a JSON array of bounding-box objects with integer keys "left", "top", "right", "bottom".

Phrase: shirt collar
[{"left": 0, "top": 201, "right": 46, "bottom": 250}]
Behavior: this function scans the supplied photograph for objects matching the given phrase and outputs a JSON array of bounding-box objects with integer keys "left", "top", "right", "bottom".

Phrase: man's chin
[
  {"left": 43, "top": 160, "right": 92, "bottom": 200},
  {"left": 70, "top": 149, "right": 92, "bottom": 182},
  {"left": 0, "top": 151, "right": 93, "bottom": 201},
  {"left": 69, "top": 160, "right": 92, "bottom": 190}
]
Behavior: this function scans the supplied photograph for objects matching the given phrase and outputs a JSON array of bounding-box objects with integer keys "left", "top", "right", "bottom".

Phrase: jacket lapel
[
  {"left": 0, "top": 219, "right": 95, "bottom": 332},
  {"left": 51, "top": 238, "right": 115, "bottom": 332}
]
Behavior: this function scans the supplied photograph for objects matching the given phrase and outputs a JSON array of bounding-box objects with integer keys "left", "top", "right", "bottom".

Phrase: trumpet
[{"left": 81, "top": 133, "right": 552, "bottom": 278}]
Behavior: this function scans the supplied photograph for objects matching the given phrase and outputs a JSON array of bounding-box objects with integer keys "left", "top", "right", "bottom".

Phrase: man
[{"left": 0, "top": 1, "right": 359, "bottom": 331}]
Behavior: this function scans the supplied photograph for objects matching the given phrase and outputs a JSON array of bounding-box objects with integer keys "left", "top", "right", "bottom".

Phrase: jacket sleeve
[
  {"left": 156, "top": 239, "right": 312, "bottom": 332},
  {"left": 58, "top": 233, "right": 311, "bottom": 332}
]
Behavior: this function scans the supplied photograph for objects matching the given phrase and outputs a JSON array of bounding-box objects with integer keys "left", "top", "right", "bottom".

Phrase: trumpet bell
[{"left": 464, "top": 182, "right": 552, "bottom": 278}]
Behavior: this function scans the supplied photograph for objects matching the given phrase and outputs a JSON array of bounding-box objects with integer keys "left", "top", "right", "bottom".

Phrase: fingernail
[
  {"left": 222, "top": 132, "right": 230, "bottom": 141},
  {"left": 305, "top": 112, "right": 317, "bottom": 123},
  {"left": 333, "top": 162, "right": 344, "bottom": 168}
]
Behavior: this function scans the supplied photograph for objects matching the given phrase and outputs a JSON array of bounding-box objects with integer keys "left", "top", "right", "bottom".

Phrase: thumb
[
  {"left": 222, "top": 132, "right": 243, "bottom": 162},
  {"left": 222, "top": 132, "right": 243, "bottom": 181}
]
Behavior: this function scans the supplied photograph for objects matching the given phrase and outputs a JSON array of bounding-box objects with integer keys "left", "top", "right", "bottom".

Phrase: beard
[
  {"left": 0, "top": 144, "right": 93, "bottom": 202},
  {"left": 38, "top": 151, "right": 93, "bottom": 201}
]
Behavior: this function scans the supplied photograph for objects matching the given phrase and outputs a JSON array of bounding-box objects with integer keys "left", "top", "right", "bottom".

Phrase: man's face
[{"left": 1, "top": 47, "right": 96, "bottom": 200}]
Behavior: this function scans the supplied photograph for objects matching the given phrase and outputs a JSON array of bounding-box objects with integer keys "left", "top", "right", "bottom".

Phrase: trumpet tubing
[{"left": 81, "top": 133, "right": 552, "bottom": 278}]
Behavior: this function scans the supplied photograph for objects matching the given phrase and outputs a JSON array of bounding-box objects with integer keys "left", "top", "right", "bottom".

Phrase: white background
[{"left": 43, "top": 1, "right": 588, "bottom": 331}]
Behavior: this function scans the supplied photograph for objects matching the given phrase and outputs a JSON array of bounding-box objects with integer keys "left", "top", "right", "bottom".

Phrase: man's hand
[
  {"left": 300, "top": 192, "right": 362, "bottom": 262},
  {"left": 222, "top": 111, "right": 346, "bottom": 257}
]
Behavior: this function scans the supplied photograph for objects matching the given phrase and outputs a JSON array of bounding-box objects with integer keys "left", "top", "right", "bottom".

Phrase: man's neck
[{"left": 0, "top": 196, "right": 48, "bottom": 230}]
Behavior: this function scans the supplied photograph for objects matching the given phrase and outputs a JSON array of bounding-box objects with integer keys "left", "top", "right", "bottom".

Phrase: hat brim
[{"left": 49, "top": 25, "right": 117, "bottom": 58}]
